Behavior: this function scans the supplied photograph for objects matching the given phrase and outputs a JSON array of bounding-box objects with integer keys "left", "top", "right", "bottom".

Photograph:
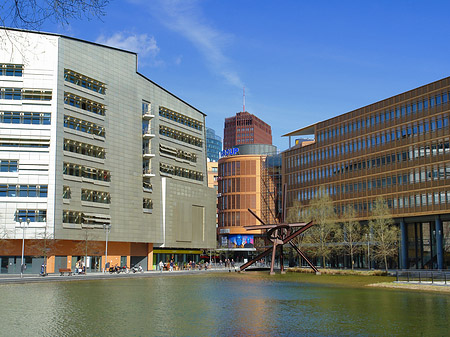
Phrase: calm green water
[{"left": 0, "top": 272, "right": 448, "bottom": 336}]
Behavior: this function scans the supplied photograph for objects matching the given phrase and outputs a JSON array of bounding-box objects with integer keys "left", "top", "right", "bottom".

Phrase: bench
[{"left": 59, "top": 268, "right": 72, "bottom": 276}]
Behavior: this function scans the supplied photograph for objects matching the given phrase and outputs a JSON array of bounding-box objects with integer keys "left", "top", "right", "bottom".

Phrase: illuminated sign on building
[
  {"left": 228, "top": 234, "right": 254, "bottom": 248},
  {"left": 220, "top": 147, "right": 239, "bottom": 158}
]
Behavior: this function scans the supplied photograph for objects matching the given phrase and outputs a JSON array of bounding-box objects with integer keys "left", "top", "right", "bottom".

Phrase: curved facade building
[{"left": 217, "top": 144, "right": 279, "bottom": 260}]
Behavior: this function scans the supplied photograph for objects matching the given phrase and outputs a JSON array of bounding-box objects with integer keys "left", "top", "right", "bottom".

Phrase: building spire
[{"left": 243, "top": 87, "right": 246, "bottom": 112}]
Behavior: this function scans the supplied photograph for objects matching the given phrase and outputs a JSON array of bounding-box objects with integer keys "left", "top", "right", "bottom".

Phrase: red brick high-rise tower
[{"left": 223, "top": 111, "right": 272, "bottom": 149}]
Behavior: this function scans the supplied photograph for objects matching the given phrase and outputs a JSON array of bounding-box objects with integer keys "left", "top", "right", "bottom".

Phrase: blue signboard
[{"left": 220, "top": 148, "right": 239, "bottom": 158}]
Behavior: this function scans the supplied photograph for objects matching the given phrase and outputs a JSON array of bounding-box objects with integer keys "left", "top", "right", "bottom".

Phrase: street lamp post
[
  {"left": 20, "top": 218, "right": 30, "bottom": 278},
  {"left": 103, "top": 224, "right": 111, "bottom": 272}
]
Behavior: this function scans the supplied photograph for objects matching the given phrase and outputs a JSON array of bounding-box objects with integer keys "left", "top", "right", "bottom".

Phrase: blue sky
[{"left": 40, "top": 0, "right": 450, "bottom": 150}]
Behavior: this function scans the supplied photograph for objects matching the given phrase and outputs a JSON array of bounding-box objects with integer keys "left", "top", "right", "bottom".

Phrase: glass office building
[{"left": 283, "top": 77, "right": 450, "bottom": 270}]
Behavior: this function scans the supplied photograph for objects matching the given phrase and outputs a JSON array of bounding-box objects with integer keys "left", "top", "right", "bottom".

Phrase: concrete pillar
[
  {"left": 435, "top": 216, "right": 444, "bottom": 270},
  {"left": 147, "top": 243, "right": 154, "bottom": 270},
  {"left": 400, "top": 219, "right": 408, "bottom": 269}
]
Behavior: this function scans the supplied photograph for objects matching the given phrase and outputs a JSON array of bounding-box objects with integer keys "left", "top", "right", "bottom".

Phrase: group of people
[
  {"left": 158, "top": 260, "right": 211, "bottom": 272},
  {"left": 219, "top": 259, "right": 235, "bottom": 269},
  {"left": 158, "top": 260, "right": 175, "bottom": 272},
  {"left": 75, "top": 260, "right": 86, "bottom": 274}
]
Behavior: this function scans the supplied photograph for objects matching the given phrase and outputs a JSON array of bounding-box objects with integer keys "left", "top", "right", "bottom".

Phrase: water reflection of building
[
  {"left": 0, "top": 28, "right": 216, "bottom": 274},
  {"left": 217, "top": 144, "right": 281, "bottom": 261},
  {"left": 283, "top": 77, "right": 450, "bottom": 270}
]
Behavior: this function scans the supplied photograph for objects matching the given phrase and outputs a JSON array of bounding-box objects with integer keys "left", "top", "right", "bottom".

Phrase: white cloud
[
  {"left": 174, "top": 55, "right": 183, "bottom": 65},
  {"left": 96, "top": 32, "right": 160, "bottom": 58},
  {"left": 151, "top": 0, "right": 243, "bottom": 88}
]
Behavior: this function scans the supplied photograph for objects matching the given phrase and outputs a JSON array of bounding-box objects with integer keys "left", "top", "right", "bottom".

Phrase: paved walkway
[{"left": 0, "top": 268, "right": 232, "bottom": 284}]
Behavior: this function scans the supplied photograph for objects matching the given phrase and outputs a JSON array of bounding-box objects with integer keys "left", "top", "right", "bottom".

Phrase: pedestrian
[
  {"left": 40, "top": 263, "right": 46, "bottom": 276},
  {"left": 169, "top": 259, "right": 174, "bottom": 272},
  {"left": 159, "top": 260, "right": 164, "bottom": 273}
]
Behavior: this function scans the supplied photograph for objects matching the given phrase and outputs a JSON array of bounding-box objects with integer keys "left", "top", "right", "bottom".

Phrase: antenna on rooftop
[{"left": 243, "top": 87, "right": 246, "bottom": 112}]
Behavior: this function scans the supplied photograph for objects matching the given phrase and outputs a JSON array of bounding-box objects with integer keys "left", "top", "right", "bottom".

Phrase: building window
[
  {"left": 160, "top": 163, "right": 204, "bottom": 181},
  {"left": 0, "top": 160, "right": 18, "bottom": 172},
  {"left": 0, "top": 185, "right": 47, "bottom": 197},
  {"left": 0, "top": 111, "right": 51, "bottom": 125},
  {"left": 63, "top": 186, "right": 71, "bottom": 199},
  {"left": 81, "top": 189, "right": 111, "bottom": 204},
  {"left": 63, "top": 162, "right": 110, "bottom": 182},
  {"left": 64, "top": 92, "right": 105, "bottom": 116},
  {"left": 159, "top": 144, "right": 197, "bottom": 163},
  {"left": 0, "top": 88, "right": 52, "bottom": 101},
  {"left": 159, "top": 106, "right": 203, "bottom": 131},
  {"left": 63, "top": 139, "right": 105, "bottom": 159},
  {"left": 15, "top": 210, "right": 46, "bottom": 222},
  {"left": 63, "top": 210, "right": 82, "bottom": 224},
  {"left": 143, "top": 198, "right": 153, "bottom": 210},
  {"left": 159, "top": 125, "right": 203, "bottom": 147},
  {"left": 64, "top": 69, "right": 105, "bottom": 94},
  {"left": 0, "top": 64, "right": 23, "bottom": 77},
  {"left": 63, "top": 115, "right": 105, "bottom": 137},
  {"left": 142, "top": 101, "right": 151, "bottom": 115}
]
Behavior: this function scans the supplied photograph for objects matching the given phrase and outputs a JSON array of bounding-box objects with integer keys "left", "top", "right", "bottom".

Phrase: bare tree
[
  {"left": 28, "top": 226, "right": 58, "bottom": 274},
  {"left": 369, "top": 197, "right": 399, "bottom": 272},
  {"left": 1, "top": 0, "right": 109, "bottom": 29},
  {"left": 0, "top": 224, "right": 14, "bottom": 255},
  {"left": 304, "top": 187, "right": 338, "bottom": 268},
  {"left": 73, "top": 229, "right": 103, "bottom": 271},
  {"left": 337, "top": 206, "right": 363, "bottom": 270}
]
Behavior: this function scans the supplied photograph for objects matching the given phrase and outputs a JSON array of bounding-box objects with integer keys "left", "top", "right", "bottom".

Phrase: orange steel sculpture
[{"left": 240, "top": 186, "right": 319, "bottom": 275}]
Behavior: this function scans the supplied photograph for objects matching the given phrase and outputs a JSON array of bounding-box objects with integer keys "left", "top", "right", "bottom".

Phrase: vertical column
[
  {"left": 147, "top": 243, "right": 154, "bottom": 271},
  {"left": 435, "top": 216, "right": 443, "bottom": 270},
  {"left": 400, "top": 219, "right": 408, "bottom": 269}
]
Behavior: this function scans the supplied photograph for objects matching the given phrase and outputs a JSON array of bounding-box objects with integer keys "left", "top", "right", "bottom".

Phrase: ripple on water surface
[{"left": 0, "top": 273, "right": 448, "bottom": 336}]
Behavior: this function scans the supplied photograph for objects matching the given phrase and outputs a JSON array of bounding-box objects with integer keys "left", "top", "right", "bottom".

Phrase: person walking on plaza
[
  {"left": 169, "top": 259, "right": 174, "bottom": 272},
  {"left": 159, "top": 260, "right": 164, "bottom": 273}
]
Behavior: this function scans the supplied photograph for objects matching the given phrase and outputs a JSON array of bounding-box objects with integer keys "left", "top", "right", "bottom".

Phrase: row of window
[
  {"left": 294, "top": 191, "right": 450, "bottom": 220},
  {"left": 336, "top": 166, "right": 450, "bottom": 196},
  {"left": 293, "top": 161, "right": 450, "bottom": 201},
  {"left": 218, "top": 161, "right": 241, "bottom": 177},
  {"left": 159, "top": 125, "right": 203, "bottom": 147},
  {"left": 64, "top": 69, "right": 106, "bottom": 94},
  {"left": 0, "top": 63, "right": 23, "bottom": 77},
  {"left": 63, "top": 211, "right": 110, "bottom": 225},
  {"left": 288, "top": 139, "right": 450, "bottom": 184},
  {"left": 15, "top": 209, "right": 46, "bottom": 222},
  {"left": 0, "top": 160, "right": 18, "bottom": 172},
  {"left": 318, "top": 91, "right": 450, "bottom": 142},
  {"left": 81, "top": 189, "right": 111, "bottom": 204},
  {"left": 160, "top": 163, "right": 204, "bottom": 181},
  {"left": 287, "top": 114, "right": 449, "bottom": 169},
  {"left": 236, "top": 138, "right": 254, "bottom": 143},
  {"left": 64, "top": 115, "right": 105, "bottom": 137},
  {"left": 62, "top": 211, "right": 89, "bottom": 224},
  {"left": 0, "top": 139, "right": 49, "bottom": 148},
  {"left": 64, "top": 92, "right": 105, "bottom": 116},
  {"left": 159, "top": 145, "right": 197, "bottom": 163},
  {"left": 63, "top": 139, "right": 105, "bottom": 159},
  {"left": 0, "top": 185, "right": 47, "bottom": 197},
  {"left": 159, "top": 106, "right": 203, "bottom": 131},
  {"left": 0, "top": 88, "right": 52, "bottom": 101},
  {"left": 63, "top": 162, "right": 110, "bottom": 182},
  {"left": 143, "top": 198, "right": 153, "bottom": 209},
  {"left": 0, "top": 111, "right": 51, "bottom": 125}
]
